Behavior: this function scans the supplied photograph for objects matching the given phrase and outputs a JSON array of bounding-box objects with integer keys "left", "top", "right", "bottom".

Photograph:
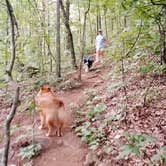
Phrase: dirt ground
[
  {"left": 0, "top": 57, "right": 165, "bottom": 166},
  {"left": 0, "top": 61, "right": 110, "bottom": 166}
]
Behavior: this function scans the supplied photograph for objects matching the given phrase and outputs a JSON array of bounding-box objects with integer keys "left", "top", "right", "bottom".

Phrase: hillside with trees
[{"left": 0, "top": 0, "right": 166, "bottom": 166}]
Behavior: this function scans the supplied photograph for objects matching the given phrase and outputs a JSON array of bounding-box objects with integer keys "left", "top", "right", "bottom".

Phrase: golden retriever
[{"left": 35, "top": 85, "right": 69, "bottom": 137}]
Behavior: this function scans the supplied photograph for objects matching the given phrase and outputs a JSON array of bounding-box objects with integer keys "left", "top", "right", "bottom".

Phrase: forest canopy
[{"left": 0, "top": 0, "right": 165, "bottom": 82}]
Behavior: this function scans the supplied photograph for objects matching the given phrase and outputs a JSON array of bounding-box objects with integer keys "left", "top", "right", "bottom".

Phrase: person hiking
[{"left": 95, "top": 29, "right": 107, "bottom": 63}]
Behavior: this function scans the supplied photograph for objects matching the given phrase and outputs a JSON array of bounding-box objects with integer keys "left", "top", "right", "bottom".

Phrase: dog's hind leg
[
  {"left": 46, "top": 120, "right": 53, "bottom": 137},
  {"left": 56, "top": 123, "right": 63, "bottom": 137}
]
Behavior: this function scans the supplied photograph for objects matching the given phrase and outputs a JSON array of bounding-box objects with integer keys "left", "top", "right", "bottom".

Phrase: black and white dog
[{"left": 83, "top": 56, "right": 94, "bottom": 72}]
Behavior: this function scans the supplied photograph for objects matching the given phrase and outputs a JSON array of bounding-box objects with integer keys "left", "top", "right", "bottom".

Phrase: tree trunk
[
  {"left": 88, "top": 13, "right": 94, "bottom": 45},
  {"left": 78, "top": 0, "right": 91, "bottom": 80},
  {"left": 5, "top": 0, "right": 17, "bottom": 81},
  {"left": 46, "top": 3, "right": 53, "bottom": 72},
  {"left": 156, "top": 5, "right": 166, "bottom": 65},
  {"left": 59, "top": 0, "right": 77, "bottom": 69},
  {"left": 162, "top": 5, "right": 166, "bottom": 64},
  {"left": 104, "top": 6, "right": 108, "bottom": 38},
  {"left": 77, "top": 0, "right": 82, "bottom": 49},
  {"left": 56, "top": 0, "right": 61, "bottom": 77},
  {"left": 42, "top": 0, "right": 46, "bottom": 73},
  {"left": 96, "top": 1, "right": 101, "bottom": 31},
  {"left": 65, "top": 0, "right": 70, "bottom": 51},
  {"left": 1, "top": 85, "right": 20, "bottom": 166}
]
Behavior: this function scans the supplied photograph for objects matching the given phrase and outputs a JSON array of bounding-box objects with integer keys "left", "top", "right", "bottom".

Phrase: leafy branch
[
  {"left": 151, "top": 0, "right": 166, "bottom": 6},
  {"left": 124, "top": 19, "right": 143, "bottom": 59}
]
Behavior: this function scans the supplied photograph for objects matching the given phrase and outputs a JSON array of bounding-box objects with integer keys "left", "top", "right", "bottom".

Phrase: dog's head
[
  {"left": 83, "top": 56, "right": 94, "bottom": 72},
  {"left": 40, "top": 85, "right": 51, "bottom": 93}
]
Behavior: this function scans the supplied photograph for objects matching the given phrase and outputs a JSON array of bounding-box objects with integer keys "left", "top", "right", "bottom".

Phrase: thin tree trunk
[
  {"left": 5, "top": 0, "right": 17, "bottom": 81},
  {"left": 78, "top": 0, "right": 91, "bottom": 80},
  {"left": 98, "top": 7, "right": 101, "bottom": 29},
  {"left": 104, "top": 6, "right": 108, "bottom": 38},
  {"left": 88, "top": 13, "right": 93, "bottom": 45},
  {"left": 59, "top": 0, "right": 77, "bottom": 69},
  {"left": 42, "top": 0, "right": 46, "bottom": 73},
  {"left": 111, "top": 18, "right": 114, "bottom": 33},
  {"left": 96, "top": 1, "right": 101, "bottom": 31},
  {"left": 65, "top": 0, "right": 70, "bottom": 51},
  {"left": 77, "top": 0, "right": 82, "bottom": 48},
  {"left": 1, "top": 85, "right": 20, "bottom": 166},
  {"left": 56, "top": 0, "right": 61, "bottom": 77},
  {"left": 46, "top": 3, "right": 53, "bottom": 72},
  {"left": 162, "top": 5, "right": 166, "bottom": 64}
]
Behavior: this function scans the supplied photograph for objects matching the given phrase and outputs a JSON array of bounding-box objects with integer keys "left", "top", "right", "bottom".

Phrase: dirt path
[
  {"left": 33, "top": 63, "right": 110, "bottom": 166},
  {"left": 1, "top": 59, "right": 165, "bottom": 166},
  {"left": 0, "top": 62, "right": 110, "bottom": 166},
  {"left": 0, "top": 61, "right": 111, "bottom": 166},
  {"left": 33, "top": 90, "right": 88, "bottom": 166}
]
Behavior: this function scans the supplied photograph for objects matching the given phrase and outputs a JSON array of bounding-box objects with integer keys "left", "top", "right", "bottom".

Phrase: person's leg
[
  {"left": 95, "top": 48, "right": 100, "bottom": 63},
  {"left": 100, "top": 48, "right": 104, "bottom": 63}
]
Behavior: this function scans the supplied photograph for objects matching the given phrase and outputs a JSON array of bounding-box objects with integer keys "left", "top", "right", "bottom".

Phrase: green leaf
[
  {"left": 118, "top": 144, "right": 134, "bottom": 159},
  {"left": 19, "top": 143, "right": 42, "bottom": 159}
]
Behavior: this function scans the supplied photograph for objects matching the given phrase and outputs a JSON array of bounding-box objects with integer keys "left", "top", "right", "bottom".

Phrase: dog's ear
[{"left": 40, "top": 86, "right": 44, "bottom": 91}]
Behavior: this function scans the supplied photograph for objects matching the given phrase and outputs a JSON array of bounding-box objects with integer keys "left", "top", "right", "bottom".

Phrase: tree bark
[
  {"left": 104, "top": 6, "right": 108, "bottom": 38},
  {"left": 65, "top": 0, "right": 70, "bottom": 50},
  {"left": 1, "top": 85, "right": 20, "bottom": 166},
  {"left": 88, "top": 13, "right": 94, "bottom": 45},
  {"left": 162, "top": 5, "right": 166, "bottom": 64},
  {"left": 151, "top": 2, "right": 166, "bottom": 64},
  {"left": 56, "top": 0, "right": 61, "bottom": 77},
  {"left": 96, "top": 0, "right": 101, "bottom": 31},
  {"left": 5, "top": 0, "right": 17, "bottom": 81},
  {"left": 78, "top": 0, "right": 91, "bottom": 80},
  {"left": 59, "top": 0, "right": 77, "bottom": 69}
]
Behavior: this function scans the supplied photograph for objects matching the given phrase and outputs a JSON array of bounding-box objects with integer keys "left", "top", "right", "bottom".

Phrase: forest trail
[
  {"left": 0, "top": 59, "right": 111, "bottom": 166},
  {"left": 1, "top": 57, "right": 165, "bottom": 166},
  {"left": 33, "top": 62, "right": 110, "bottom": 166}
]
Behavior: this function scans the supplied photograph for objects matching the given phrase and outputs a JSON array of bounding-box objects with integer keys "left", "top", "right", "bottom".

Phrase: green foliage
[
  {"left": 28, "top": 99, "right": 36, "bottom": 114},
  {"left": 153, "top": 64, "right": 166, "bottom": 75},
  {"left": 84, "top": 88, "right": 97, "bottom": 101},
  {"left": 151, "top": 146, "right": 166, "bottom": 165},
  {"left": 75, "top": 121, "right": 106, "bottom": 150},
  {"left": 75, "top": 98, "right": 107, "bottom": 150},
  {"left": 138, "top": 62, "right": 155, "bottom": 74},
  {"left": 138, "top": 61, "right": 166, "bottom": 75},
  {"left": 106, "top": 104, "right": 126, "bottom": 122},
  {"left": 19, "top": 143, "right": 42, "bottom": 159},
  {"left": 118, "top": 133, "right": 156, "bottom": 159},
  {"left": 10, "top": 124, "right": 21, "bottom": 135},
  {"left": 33, "top": 80, "right": 48, "bottom": 89},
  {"left": 86, "top": 103, "right": 107, "bottom": 120}
]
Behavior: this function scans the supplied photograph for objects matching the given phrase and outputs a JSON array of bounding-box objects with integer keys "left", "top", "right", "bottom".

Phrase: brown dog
[{"left": 35, "top": 85, "right": 69, "bottom": 137}]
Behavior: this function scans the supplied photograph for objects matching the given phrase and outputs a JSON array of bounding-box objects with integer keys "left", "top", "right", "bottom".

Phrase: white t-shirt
[{"left": 96, "top": 34, "right": 106, "bottom": 50}]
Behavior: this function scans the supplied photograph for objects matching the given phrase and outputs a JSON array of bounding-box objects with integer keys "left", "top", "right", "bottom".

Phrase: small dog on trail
[
  {"left": 83, "top": 56, "right": 94, "bottom": 72},
  {"left": 35, "top": 85, "right": 69, "bottom": 137}
]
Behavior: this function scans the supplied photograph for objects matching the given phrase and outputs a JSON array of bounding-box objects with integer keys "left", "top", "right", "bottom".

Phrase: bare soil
[{"left": 0, "top": 57, "right": 165, "bottom": 166}]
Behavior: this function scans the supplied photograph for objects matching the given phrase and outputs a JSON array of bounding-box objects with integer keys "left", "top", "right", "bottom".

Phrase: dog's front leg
[{"left": 39, "top": 112, "right": 45, "bottom": 130}]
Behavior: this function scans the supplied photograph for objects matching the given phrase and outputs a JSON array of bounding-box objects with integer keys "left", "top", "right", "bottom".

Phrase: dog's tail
[{"left": 58, "top": 105, "right": 72, "bottom": 128}]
